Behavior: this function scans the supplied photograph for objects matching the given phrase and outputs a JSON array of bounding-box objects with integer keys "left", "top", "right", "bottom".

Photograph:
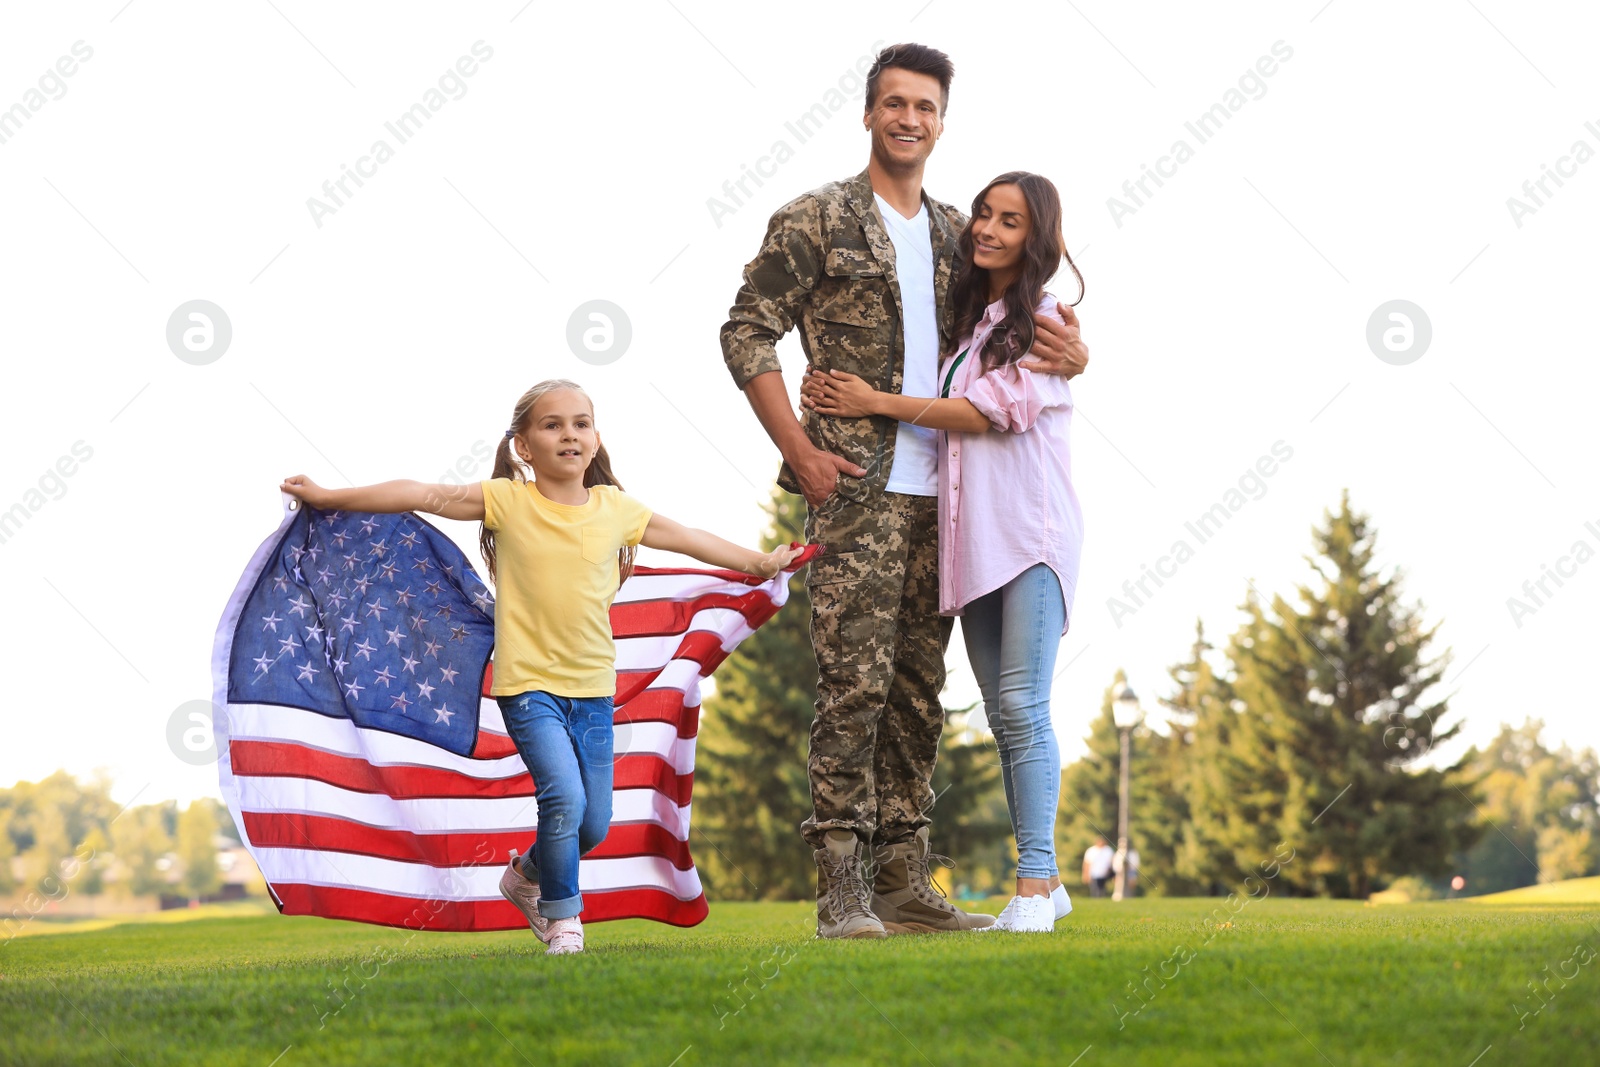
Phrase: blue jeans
[
  {"left": 961, "top": 564, "right": 1065, "bottom": 880},
  {"left": 495, "top": 690, "right": 615, "bottom": 919}
]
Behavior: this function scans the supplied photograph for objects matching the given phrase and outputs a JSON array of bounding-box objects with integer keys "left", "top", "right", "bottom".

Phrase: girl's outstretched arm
[
  {"left": 279, "top": 475, "right": 485, "bottom": 521},
  {"left": 799, "top": 370, "right": 992, "bottom": 433},
  {"left": 640, "top": 513, "right": 803, "bottom": 578}
]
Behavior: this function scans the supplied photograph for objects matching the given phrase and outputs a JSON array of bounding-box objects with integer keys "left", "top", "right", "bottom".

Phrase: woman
[{"left": 802, "top": 171, "right": 1084, "bottom": 932}]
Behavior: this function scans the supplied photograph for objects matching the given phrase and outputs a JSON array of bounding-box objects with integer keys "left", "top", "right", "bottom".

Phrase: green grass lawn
[{"left": 3, "top": 895, "right": 1597, "bottom": 1066}]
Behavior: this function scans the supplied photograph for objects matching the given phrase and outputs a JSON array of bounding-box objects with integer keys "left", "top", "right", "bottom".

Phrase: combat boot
[
  {"left": 871, "top": 827, "right": 996, "bottom": 933},
  {"left": 813, "top": 830, "right": 887, "bottom": 939}
]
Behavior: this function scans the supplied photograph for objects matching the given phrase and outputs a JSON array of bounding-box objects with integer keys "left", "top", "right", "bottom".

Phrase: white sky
[{"left": 1, "top": 1, "right": 1596, "bottom": 807}]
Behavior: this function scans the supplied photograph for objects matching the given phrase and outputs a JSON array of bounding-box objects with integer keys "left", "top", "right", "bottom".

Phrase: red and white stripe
[{"left": 214, "top": 501, "right": 816, "bottom": 932}]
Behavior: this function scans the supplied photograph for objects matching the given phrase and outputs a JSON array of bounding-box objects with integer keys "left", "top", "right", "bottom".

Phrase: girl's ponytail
[
  {"left": 478, "top": 430, "right": 523, "bottom": 584},
  {"left": 583, "top": 439, "right": 636, "bottom": 585}
]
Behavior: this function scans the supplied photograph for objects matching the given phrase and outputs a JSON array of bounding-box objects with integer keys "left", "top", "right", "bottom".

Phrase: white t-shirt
[
  {"left": 874, "top": 193, "right": 939, "bottom": 497},
  {"left": 1084, "top": 844, "right": 1114, "bottom": 879}
]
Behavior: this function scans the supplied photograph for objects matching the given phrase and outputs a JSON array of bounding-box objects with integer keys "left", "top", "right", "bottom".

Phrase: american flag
[{"left": 212, "top": 495, "right": 816, "bottom": 931}]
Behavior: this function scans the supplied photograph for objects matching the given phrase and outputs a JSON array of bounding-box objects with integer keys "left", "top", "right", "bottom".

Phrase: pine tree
[
  {"left": 929, "top": 705, "right": 1010, "bottom": 895},
  {"left": 693, "top": 490, "right": 817, "bottom": 900},
  {"left": 1162, "top": 622, "right": 1234, "bottom": 894},
  {"left": 1199, "top": 492, "right": 1481, "bottom": 897}
]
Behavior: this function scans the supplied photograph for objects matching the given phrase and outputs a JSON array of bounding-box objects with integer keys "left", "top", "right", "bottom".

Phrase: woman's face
[{"left": 970, "top": 183, "right": 1031, "bottom": 278}]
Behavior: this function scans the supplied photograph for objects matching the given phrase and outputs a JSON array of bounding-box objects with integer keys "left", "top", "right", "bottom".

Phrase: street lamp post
[{"left": 1111, "top": 682, "right": 1143, "bottom": 902}]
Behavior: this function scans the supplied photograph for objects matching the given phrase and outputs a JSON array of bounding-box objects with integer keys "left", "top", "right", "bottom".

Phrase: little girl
[
  {"left": 282, "top": 378, "right": 801, "bottom": 955},
  {"left": 802, "top": 171, "right": 1084, "bottom": 933}
]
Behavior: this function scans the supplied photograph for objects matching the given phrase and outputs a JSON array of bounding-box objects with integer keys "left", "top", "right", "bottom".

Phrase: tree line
[
  {"left": 695, "top": 490, "right": 1599, "bottom": 899},
  {"left": 9, "top": 492, "right": 1591, "bottom": 906},
  {"left": 0, "top": 773, "right": 234, "bottom": 907}
]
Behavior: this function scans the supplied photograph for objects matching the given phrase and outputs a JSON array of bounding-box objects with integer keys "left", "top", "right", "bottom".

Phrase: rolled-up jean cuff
[{"left": 537, "top": 892, "right": 583, "bottom": 920}]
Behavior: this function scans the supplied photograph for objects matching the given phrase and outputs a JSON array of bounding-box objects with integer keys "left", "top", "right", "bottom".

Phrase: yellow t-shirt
[{"left": 479, "top": 479, "right": 653, "bottom": 698}]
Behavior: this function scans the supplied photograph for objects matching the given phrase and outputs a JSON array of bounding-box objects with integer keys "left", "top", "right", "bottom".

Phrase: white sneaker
[
  {"left": 1052, "top": 883, "right": 1073, "bottom": 920},
  {"left": 498, "top": 853, "right": 551, "bottom": 943},
  {"left": 544, "top": 916, "right": 584, "bottom": 955},
  {"left": 991, "top": 894, "right": 1055, "bottom": 933},
  {"left": 983, "top": 885, "right": 1072, "bottom": 931},
  {"left": 983, "top": 895, "right": 1021, "bottom": 931}
]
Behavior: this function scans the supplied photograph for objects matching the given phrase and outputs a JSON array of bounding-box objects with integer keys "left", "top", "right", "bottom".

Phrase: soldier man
[{"left": 720, "top": 42, "right": 1089, "bottom": 938}]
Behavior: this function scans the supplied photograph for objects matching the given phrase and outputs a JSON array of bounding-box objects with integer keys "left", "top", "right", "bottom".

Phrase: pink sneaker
[
  {"left": 544, "top": 916, "right": 584, "bottom": 956},
  {"left": 498, "top": 854, "right": 551, "bottom": 943}
]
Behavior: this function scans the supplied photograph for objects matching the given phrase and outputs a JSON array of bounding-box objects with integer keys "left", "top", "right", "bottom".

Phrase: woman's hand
[
  {"left": 280, "top": 474, "right": 337, "bottom": 509},
  {"left": 800, "top": 370, "right": 881, "bottom": 418},
  {"left": 753, "top": 543, "right": 806, "bottom": 578}
]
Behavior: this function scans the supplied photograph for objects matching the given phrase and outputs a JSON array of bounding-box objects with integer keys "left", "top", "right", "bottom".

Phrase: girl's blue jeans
[
  {"left": 960, "top": 563, "right": 1065, "bottom": 881},
  {"left": 495, "top": 690, "right": 615, "bottom": 919}
]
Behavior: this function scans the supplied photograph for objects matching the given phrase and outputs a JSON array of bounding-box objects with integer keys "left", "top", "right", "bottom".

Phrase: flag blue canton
[{"left": 227, "top": 507, "right": 496, "bottom": 757}]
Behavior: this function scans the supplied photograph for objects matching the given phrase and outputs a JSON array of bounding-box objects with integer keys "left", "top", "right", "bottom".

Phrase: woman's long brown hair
[
  {"left": 949, "top": 171, "right": 1084, "bottom": 368},
  {"left": 478, "top": 379, "right": 636, "bottom": 586}
]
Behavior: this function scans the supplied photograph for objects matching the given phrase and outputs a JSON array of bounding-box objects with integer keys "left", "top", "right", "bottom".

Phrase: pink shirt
[{"left": 936, "top": 293, "right": 1082, "bottom": 632}]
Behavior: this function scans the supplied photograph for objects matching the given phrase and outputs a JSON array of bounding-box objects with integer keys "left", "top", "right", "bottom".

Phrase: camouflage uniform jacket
[{"left": 721, "top": 167, "right": 968, "bottom": 503}]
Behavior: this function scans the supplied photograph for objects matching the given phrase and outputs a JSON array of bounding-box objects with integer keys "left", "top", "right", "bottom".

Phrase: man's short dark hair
[{"left": 865, "top": 42, "right": 954, "bottom": 116}]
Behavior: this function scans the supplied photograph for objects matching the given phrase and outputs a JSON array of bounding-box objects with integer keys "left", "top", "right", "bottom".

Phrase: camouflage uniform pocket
[
  {"left": 807, "top": 549, "right": 879, "bottom": 669},
  {"left": 805, "top": 267, "right": 890, "bottom": 505},
  {"left": 813, "top": 248, "right": 889, "bottom": 358},
  {"left": 823, "top": 245, "right": 883, "bottom": 282}
]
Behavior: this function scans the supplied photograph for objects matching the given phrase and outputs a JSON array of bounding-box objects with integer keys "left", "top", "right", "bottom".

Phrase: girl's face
[
  {"left": 514, "top": 388, "right": 598, "bottom": 478},
  {"left": 970, "top": 183, "right": 1031, "bottom": 278}
]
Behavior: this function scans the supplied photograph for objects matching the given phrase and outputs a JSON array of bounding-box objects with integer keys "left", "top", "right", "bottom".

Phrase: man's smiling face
[{"left": 864, "top": 66, "right": 944, "bottom": 173}]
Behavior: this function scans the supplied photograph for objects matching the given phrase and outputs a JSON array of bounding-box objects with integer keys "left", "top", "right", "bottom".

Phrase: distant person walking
[
  {"left": 1083, "top": 836, "right": 1114, "bottom": 898},
  {"left": 1113, "top": 844, "right": 1140, "bottom": 897}
]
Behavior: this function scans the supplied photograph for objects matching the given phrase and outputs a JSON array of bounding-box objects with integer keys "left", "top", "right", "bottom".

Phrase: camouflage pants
[{"left": 800, "top": 490, "right": 952, "bottom": 850}]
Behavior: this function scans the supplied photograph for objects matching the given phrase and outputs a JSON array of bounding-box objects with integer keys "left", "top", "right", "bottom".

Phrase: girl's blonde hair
[{"left": 479, "top": 379, "right": 636, "bottom": 585}]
